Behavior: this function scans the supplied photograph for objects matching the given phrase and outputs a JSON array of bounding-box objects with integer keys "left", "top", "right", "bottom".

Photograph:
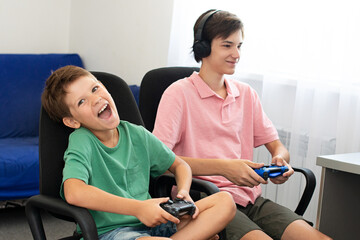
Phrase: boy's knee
[
  {"left": 217, "top": 191, "right": 234, "bottom": 202},
  {"left": 215, "top": 192, "right": 236, "bottom": 210},
  {"left": 215, "top": 192, "right": 236, "bottom": 222}
]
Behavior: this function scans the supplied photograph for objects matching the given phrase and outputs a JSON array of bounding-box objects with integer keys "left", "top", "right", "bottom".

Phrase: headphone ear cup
[{"left": 193, "top": 40, "right": 211, "bottom": 59}]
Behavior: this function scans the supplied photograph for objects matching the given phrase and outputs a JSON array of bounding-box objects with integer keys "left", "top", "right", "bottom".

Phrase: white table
[{"left": 316, "top": 152, "right": 360, "bottom": 239}]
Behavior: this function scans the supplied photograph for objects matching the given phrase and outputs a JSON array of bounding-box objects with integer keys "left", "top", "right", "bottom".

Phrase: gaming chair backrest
[
  {"left": 39, "top": 71, "right": 144, "bottom": 198},
  {"left": 139, "top": 67, "right": 200, "bottom": 132}
]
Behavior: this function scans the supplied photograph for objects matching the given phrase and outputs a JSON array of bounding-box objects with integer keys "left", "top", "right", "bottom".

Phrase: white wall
[
  {"left": 0, "top": 0, "right": 71, "bottom": 53},
  {"left": 69, "top": 0, "right": 174, "bottom": 84},
  {"left": 0, "top": 0, "right": 174, "bottom": 85}
]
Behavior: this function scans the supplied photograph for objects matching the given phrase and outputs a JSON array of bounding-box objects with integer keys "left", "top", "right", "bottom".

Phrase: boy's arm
[
  {"left": 64, "top": 178, "right": 139, "bottom": 214},
  {"left": 265, "top": 139, "right": 290, "bottom": 164},
  {"left": 167, "top": 156, "right": 192, "bottom": 199},
  {"left": 63, "top": 178, "right": 180, "bottom": 226},
  {"left": 265, "top": 139, "right": 294, "bottom": 184},
  {"left": 167, "top": 156, "right": 203, "bottom": 219},
  {"left": 178, "top": 156, "right": 267, "bottom": 188}
]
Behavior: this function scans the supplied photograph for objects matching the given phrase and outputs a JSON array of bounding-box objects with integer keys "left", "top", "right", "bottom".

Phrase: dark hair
[
  {"left": 193, "top": 9, "right": 244, "bottom": 62},
  {"left": 41, "top": 65, "right": 94, "bottom": 122}
]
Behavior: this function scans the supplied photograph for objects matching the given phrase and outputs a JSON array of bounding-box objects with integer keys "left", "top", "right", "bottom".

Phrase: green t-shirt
[{"left": 60, "top": 121, "right": 175, "bottom": 235}]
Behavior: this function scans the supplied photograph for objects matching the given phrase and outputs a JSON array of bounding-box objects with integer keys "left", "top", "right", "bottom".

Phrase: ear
[{"left": 62, "top": 116, "right": 81, "bottom": 129}]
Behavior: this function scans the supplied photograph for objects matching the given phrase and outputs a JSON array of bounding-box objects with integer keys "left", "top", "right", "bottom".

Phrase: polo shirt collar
[
  {"left": 225, "top": 77, "right": 240, "bottom": 98},
  {"left": 191, "top": 72, "right": 240, "bottom": 99}
]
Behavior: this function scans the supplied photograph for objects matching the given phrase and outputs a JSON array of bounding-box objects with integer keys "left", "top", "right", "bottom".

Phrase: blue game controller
[{"left": 254, "top": 165, "right": 289, "bottom": 180}]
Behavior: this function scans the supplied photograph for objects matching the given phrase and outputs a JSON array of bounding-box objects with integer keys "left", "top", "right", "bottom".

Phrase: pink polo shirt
[{"left": 153, "top": 72, "right": 279, "bottom": 207}]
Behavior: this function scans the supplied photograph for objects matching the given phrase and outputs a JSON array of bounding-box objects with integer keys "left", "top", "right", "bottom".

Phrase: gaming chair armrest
[
  {"left": 153, "top": 173, "right": 220, "bottom": 198},
  {"left": 25, "top": 194, "right": 98, "bottom": 240},
  {"left": 190, "top": 177, "right": 220, "bottom": 194},
  {"left": 293, "top": 167, "right": 316, "bottom": 216}
]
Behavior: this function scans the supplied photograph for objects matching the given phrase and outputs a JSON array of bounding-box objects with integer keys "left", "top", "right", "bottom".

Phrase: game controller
[
  {"left": 254, "top": 165, "right": 289, "bottom": 180},
  {"left": 160, "top": 198, "right": 196, "bottom": 218}
]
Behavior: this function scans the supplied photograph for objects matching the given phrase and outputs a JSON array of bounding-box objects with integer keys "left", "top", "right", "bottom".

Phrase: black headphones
[{"left": 193, "top": 10, "right": 221, "bottom": 60}]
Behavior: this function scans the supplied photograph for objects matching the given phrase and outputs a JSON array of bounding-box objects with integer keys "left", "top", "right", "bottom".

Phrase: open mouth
[{"left": 98, "top": 104, "right": 112, "bottom": 119}]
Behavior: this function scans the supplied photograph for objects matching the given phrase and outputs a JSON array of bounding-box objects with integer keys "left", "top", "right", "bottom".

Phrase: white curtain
[{"left": 167, "top": 0, "right": 360, "bottom": 224}]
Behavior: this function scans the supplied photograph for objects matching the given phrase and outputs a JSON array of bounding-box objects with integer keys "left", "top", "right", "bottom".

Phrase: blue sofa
[{"left": 0, "top": 54, "right": 84, "bottom": 200}]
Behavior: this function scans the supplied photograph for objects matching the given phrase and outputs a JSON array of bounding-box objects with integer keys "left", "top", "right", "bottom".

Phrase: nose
[
  {"left": 91, "top": 95, "right": 102, "bottom": 106},
  {"left": 232, "top": 47, "right": 240, "bottom": 60}
]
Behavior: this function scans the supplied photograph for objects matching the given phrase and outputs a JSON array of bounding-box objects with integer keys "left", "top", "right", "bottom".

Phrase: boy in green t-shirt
[{"left": 41, "top": 65, "right": 236, "bottom": 240}]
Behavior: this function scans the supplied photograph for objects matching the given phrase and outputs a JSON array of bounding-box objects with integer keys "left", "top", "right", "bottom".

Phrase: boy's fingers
[
  {"left": 249, "top": 170, "right": 267, "bottom": 184},
  {"left": 247, "top": 161, "right": 264, "bottom": 168},
  {"left": 162, "top": 211, "right": 180, "bottom": 224},
  {"left": 158, "top": 197, "right": 170, "bottom": 203},
  {"left": 158, "top": 217, "right": 169, "bottom": 224},
  {"left": 176, "top": 194, "right": 184, "bottom": 199},
  {"left": 192, "top": 206, "right": 200, "bottom": 219}
]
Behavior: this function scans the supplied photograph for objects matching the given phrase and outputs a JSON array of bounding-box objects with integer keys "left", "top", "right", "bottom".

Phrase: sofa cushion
[{"left": 0, "top": 137, "right": 39, "bottom": 200}]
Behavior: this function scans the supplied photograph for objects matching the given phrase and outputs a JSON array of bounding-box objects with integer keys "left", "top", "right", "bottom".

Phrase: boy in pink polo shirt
[{"left": 153, "top": 9, "right": 331, "bottom": 240}]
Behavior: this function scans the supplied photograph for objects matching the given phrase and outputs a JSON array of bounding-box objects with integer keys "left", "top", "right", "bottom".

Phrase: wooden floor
[{"left": 0, "top": 200, "right": 75, "bottom": 240}]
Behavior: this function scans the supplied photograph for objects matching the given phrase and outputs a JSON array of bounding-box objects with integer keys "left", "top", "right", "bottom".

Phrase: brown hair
[
  {"left": 41, "top": 65, "right": 94, "bottom": 122},
  {"left": 193, "top": 9, "right": 244, "bottom": 62}
]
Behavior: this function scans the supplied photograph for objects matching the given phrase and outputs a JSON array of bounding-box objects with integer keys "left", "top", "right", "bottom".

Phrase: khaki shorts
[{"left": 226, "top": 197, "right": 303, "bottom": 240}]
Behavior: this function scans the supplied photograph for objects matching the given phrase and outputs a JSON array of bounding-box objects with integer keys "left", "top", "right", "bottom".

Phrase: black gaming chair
[
  {"left": 25, "top": 71, "right": 220, "bottom": 240},
  {"left": 139, "top": 66, "right": 316, "bottom": 217},
  {"left": 25, "top": 72, "right": 143, "bottom": 240}
]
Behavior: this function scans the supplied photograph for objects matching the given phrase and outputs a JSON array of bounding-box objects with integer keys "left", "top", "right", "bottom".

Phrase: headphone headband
[{"left": 194, "top": 10, "right": 221, "bottom": 42}]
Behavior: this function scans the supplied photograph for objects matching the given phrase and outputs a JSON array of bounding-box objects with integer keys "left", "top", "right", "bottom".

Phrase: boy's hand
[
  {"left": 223, "top": 159, "right": 268, "bottom": 187},
  {"left": 270, "top": 155, "right": 294, "bottom": 184},
  {"left": 135, "top": 198, "right": 180, "bottom": 227},
  {"left": 176, "top": 189, "right": 199, "bottom": 219},
  {"left": 176, "top": 189, "right": 192, "bottom": 202}
]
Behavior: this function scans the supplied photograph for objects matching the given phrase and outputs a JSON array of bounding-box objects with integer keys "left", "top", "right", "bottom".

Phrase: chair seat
[{"left": 0, "top": 137, "right": 39, "bottom": 200}]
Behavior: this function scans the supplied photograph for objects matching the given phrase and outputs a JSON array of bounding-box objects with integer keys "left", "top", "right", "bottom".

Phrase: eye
[
  {"left": 78, "top": 99, "right": 85, "bottom": 106},
  {"left": 92, "top": 86, "right": 99, "bottom": 93},
  {"left": 223, "top": 44, "right": 231, "bottom": 48}
]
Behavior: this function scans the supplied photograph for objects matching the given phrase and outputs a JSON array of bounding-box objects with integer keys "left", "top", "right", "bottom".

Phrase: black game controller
[{"left": 160, "top": 198, "right": 196, "bottom": 218}]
